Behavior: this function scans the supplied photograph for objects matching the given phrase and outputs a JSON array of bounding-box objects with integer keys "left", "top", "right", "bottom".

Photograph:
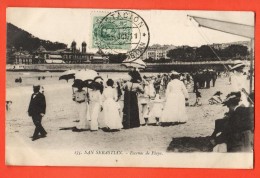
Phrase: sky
[{"left": 7, "top": 8, "right": 254, "bottom": 52}]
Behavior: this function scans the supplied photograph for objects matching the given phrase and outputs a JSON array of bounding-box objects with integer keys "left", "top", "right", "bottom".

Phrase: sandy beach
[{"left": 5, "top": 71, "right": 252, "bottom": 166}]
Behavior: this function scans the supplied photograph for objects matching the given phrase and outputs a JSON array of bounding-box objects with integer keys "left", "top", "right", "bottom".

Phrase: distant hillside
[{"left": 7, "top": 23, "right": 67, "bottom": 52}]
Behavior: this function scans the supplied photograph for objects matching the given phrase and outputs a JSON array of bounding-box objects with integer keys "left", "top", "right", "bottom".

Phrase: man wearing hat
[
  {"left": 28, "top": 85, "right": 47, "bottom": 141},
  {"left": 211, "top": 91, "right": 254, "bottom": 152}
]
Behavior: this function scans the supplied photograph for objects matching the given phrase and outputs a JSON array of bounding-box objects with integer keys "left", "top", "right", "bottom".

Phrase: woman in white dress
[
  {"left": 161, "top": 72, "right": 189, "bottom": 124},
  {"left": 148, "top": 78, "right": 156, "bottom": 98},
  {"left": 88, "top": 83, "right": 102, "bottom": 131},
  {"left": 102, "top": 79, "right": 123, "bottom": 130},
  {"left": 72, "top": 85, "right": 89, "bottom": 131},
  {"left": 230, "top": 68, "right": 250, "bottom": 107}
]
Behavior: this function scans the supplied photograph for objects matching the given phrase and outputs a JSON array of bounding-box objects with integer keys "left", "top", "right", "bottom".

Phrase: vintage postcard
[{"left": 5, "top": 8, "right": 254, "bottom": 168}]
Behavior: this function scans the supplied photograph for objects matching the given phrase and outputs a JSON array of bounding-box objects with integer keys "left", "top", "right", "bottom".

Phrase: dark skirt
[{"left": 122, "top": 90, "right": 140, "bottom": 129}]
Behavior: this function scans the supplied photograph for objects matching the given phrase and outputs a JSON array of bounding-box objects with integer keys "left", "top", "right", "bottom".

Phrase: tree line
[
  {"left": 165, "top": 44, "right": 249, "bottom": 62},
  {"left": 108, "top": 44, "right": 249, "bottom": 63}
]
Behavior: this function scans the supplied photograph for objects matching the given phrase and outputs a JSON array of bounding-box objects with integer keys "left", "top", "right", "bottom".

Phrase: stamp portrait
[{"left": 92, "top": 10, "right": 150, "bottom": 61}]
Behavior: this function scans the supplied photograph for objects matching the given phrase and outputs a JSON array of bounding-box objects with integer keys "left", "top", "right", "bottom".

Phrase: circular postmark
[{"left": 94, "top": 10, "right": 150, "bottom": 61}]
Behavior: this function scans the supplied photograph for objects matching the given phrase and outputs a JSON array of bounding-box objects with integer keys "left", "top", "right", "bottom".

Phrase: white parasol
[
  {"left": 73, "top": 69, "right": 99, "bottom": 88},
  {"left": 74, "top": 69, "right": 98, "bottom": 81}
]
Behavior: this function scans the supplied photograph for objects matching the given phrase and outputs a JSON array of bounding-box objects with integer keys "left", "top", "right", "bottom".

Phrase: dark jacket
[
  {"left": 28, "top": 92, "right": 46, "bottom": 116},
  {"left": 215, "top": 106, "right": 254, "bottom": 151}
]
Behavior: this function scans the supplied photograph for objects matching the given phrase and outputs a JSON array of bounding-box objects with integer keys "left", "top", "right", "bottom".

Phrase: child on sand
[
  {"left": 89, "top": 82, "right": 102, "bottom": 131},
  {"left": 150, "top": 94, "right": 164, "bottom": 126},
  {"left": 143, "top": 105, "right": 150, "bottom": 126},
  {"left": 193, "top": 91, "right": 202, "bottom": 106}
]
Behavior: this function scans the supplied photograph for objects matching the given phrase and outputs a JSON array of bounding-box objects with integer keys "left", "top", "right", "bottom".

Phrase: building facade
[
  {"left": 140, "top": 45, "right": 176, "bottom": 60},
  {"left": 33, "top": 41, "right": 109, "bottom": 64},
  {"left": 7, "top": 47, "right": 33, "bottom": 64},
  {"left": 210, "top": 41, "right": 251, "bottom": 50},
  {"left": 7, "top": 41, "right": 109, "bottom": 65}
]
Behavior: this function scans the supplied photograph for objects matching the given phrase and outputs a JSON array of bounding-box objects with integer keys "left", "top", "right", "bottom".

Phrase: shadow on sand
[
  {"left": 167, "top": 136, "right": 214, "bottom": 152},
  {"left": 59, "top": 127, "right": 88, "bottom": 132}
]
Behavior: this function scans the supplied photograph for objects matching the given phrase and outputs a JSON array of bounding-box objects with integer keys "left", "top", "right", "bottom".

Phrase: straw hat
[{"left": 171, "top": 70, "right": 180, "bottom": 75}]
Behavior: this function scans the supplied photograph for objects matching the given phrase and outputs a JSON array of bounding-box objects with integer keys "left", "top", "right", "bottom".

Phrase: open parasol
[
  {"left": 73, "top": 69, "right": 99, "bottom": 88},
  {"left": 59, "top": 69, "right": 77, "bottom": 81}
]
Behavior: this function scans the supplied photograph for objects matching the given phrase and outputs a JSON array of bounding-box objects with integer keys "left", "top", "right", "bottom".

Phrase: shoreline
[{"left": 6, "top": 61, "right": 249, "bottom": 72}]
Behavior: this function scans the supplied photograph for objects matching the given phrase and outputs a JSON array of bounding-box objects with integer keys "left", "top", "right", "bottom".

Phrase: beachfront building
[
  {"left": 140, "top": 45, "right": 176, "bottom": 60},
  {"left": 45, "top": 54, "right": 65, "bottom": 64},
  {"left": 7, "top": 47, "right": 33, "bottom": 64},
  {"left": 209, "top": 41, "right": 251, "bottom": 50},
  {"left": 60, "top": 41, "right": 91, "bottom": 64},
  {"left": 33, "top": 41, "right": 109, "bottom": 64},
  {"left": 33, "top": 45, "right": 51, "bottom": 64}
]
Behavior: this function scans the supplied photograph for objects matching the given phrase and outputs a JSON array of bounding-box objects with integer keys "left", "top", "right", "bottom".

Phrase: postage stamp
[{"left": 92, "top": 10, "right": 150, "bottom": 61}]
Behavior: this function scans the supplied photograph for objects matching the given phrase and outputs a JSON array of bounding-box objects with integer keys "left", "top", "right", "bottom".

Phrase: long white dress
[
  {"left": 161, "top": 79, "right": 189, "bottom": 123},
  {"left": 89, "top": 90, "right": 102, "bottom": 131},
  {"left": 148, "top": 79, "right": 156, "bottom": 98},
  {"left": 150, "top": 102, "right": 163, "bottom": 118},
  {"left": 231, "top": 71, "right": 250, "bottom": 107},
  {"left": 102, "top": 87, "right": 123, "bottom": 129},
  {"left": 76, "top": 102, "right": 89, "bottom": 129},
  {"left": 73, "top": 90, "right": 89, "bottom": 129}
]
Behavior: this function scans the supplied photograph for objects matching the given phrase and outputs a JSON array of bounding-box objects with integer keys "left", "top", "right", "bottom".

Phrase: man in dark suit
[
  {"left": 28, "top": 85, "right": 47, "bottom": 141},
  {"left": 211, "top": 91, "right": 254, "bottom": 152}
]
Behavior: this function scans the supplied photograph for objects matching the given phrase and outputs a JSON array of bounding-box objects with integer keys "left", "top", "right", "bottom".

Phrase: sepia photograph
[{"left": 5, "top": 8, "right": 255, "bottom": 168}]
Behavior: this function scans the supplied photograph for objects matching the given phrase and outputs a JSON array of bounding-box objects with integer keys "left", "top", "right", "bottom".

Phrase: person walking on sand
[
  {"left": 193, "top": 91, "right": 202, "bottom": 106},
  {"left": 161, "top": 72, "right": 189, "bottom": 125},
  {"left": 122, "top": 71, "right": 144, "bottom": 129},
  {"left": 154, "top": 75, "right": 161, "bottom": 94},
  {"left": 28, "top": 85, "right": 47, "bottom": 141},
  {"left": 102, "top": 79, "right": 123, "bottom": 131},
  {"left": 72, "top": 84, "right": 89, "bottom": 131},
  {"left": 89, "top": 82, "right": 102, "bottom": 131}
]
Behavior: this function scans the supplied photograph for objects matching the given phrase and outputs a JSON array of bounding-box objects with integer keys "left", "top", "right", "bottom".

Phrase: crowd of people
[
  {"left": 71, "top": 70, "right": 190, "bottom": 132},
  {"left": 26, "top": 67, "right": 254, "bottom": 153},
  {"left": 191, "top": 69, "right": 218, "bottom": 93}
]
